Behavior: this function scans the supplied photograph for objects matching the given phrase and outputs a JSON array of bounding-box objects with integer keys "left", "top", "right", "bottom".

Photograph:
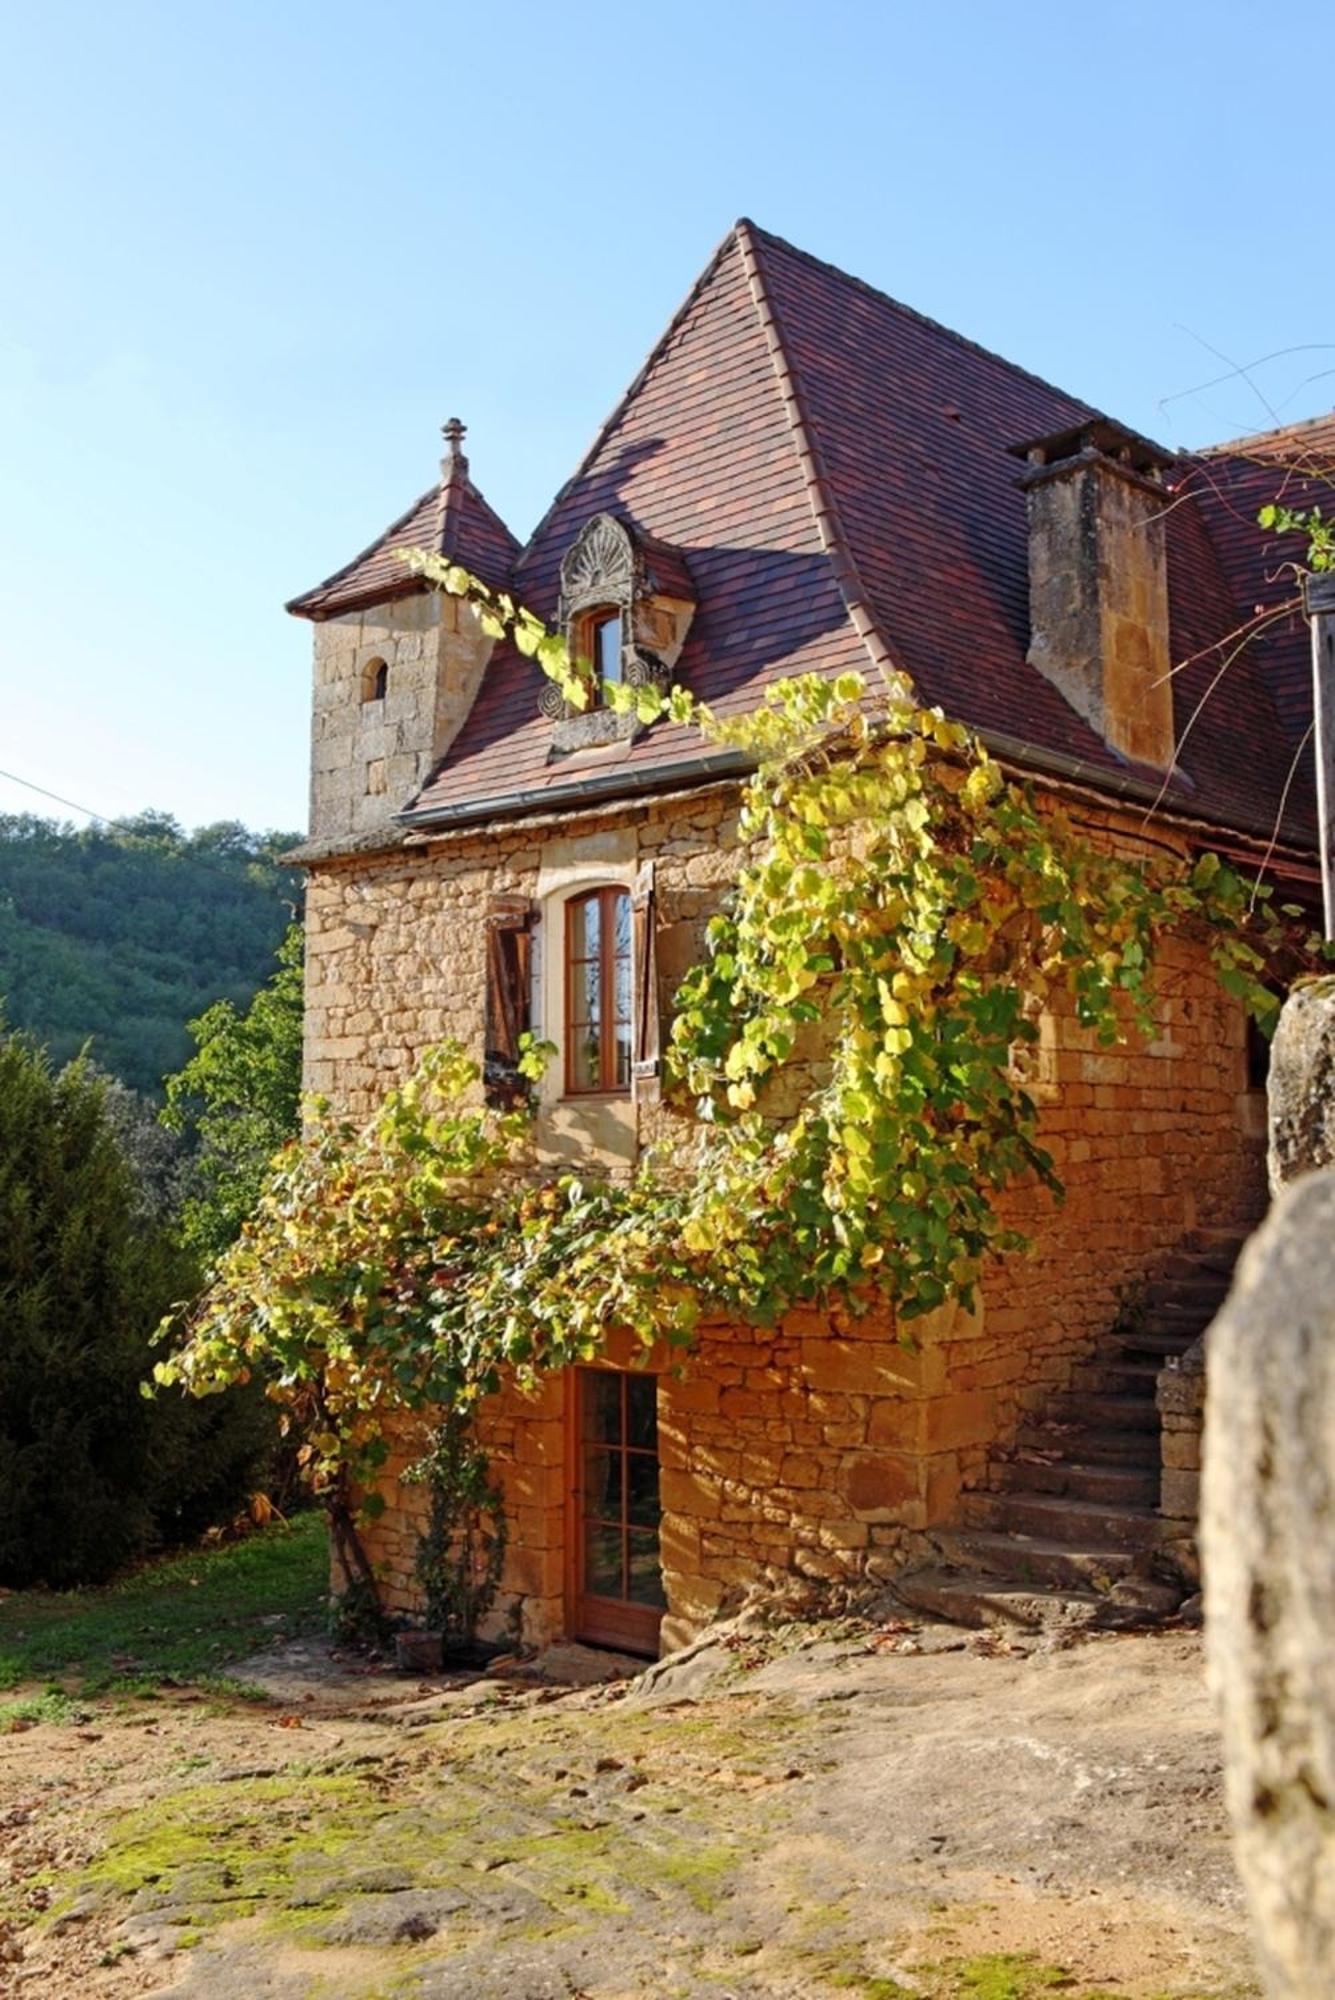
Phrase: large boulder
[
  {"left": 1268, "top": 977, "right": 1335, "bottom": 1194},
  {"left": 1202, "top": 1172, "right": 1335, "bottom": 1997}
]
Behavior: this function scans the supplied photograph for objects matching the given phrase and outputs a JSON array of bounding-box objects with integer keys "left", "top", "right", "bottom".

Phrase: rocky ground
[{"left": 1, "top": 1616, "right": 1259, "bottom": 2000}]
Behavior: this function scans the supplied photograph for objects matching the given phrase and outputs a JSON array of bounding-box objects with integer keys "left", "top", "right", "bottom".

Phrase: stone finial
[{"left": 440, "top": 417, "right": 468, "bottom": 478}]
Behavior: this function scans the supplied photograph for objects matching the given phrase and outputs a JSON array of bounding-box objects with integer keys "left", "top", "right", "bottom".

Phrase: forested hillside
[{"left": 0, "top": 813, "right": 302, "bottom": 1095}]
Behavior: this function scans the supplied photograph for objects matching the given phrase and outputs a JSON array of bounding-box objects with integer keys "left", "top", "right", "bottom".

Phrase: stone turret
[{"left": 288, "top": 419, "right": 520, "bottom": 841}]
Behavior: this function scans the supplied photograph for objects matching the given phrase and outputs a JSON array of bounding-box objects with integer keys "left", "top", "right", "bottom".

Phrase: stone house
[{"left": 288, "top": 221, "right": 1326, "bottom": 1654}]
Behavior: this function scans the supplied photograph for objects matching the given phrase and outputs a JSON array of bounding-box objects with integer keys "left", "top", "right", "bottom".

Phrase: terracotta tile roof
[
  {"left": 308, "top": 225, "right": 1320, "bottom": 852},
  {"left": 287, "top": 429, "right": 520, "bottom": 619},
  {"left": 1174, "top": 410, "right": 1335, "bottom": 745}
]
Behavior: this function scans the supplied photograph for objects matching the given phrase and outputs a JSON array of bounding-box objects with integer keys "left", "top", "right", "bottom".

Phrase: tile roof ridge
[
  {"left": 286, "top": 467, "right": 518, "bottom": 619},
  {"left": 461, "top": 472, "right": 523, "bottom": 555},
  {"left": 286, "top": 483, "right": 440, "bottom": 616},
  {"left": 513, "top": 222, "right": 747, "bottom": 579},
  {"left": 1195, "top": 407, "right": 1335, "bottom": 459},
  {"left": 439, "top": 448, "right": 520, "bottom": 561},
  {"left": 734, "top": 219, "right": 908, "bottom": 695},
  {"left": 743, "top": 220, "right": 1102, "bottom": 434}
]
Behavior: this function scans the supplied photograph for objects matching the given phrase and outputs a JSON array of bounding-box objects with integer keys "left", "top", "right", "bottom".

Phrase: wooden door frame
[{"left": 564, "top": 1365, "right": 664, "bottom": 1657}]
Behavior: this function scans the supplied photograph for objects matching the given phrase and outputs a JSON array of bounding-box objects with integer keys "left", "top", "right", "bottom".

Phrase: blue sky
[{"left": 2, "top": 0, "right": 1328, "bottom": 835}]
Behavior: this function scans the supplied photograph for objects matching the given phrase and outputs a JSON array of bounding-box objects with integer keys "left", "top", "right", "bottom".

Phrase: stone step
[
  {"left": 996, "top": 1457, "right": 1159, "bottom": 1508},
  {"left": 1143, "top": 1299, "right": 1219, "bottom": 1330},
  {"left": 933, "top": 1529, "right": 1137, "bottom": 1592},
  {"left": 1184, "top": 1231, "right": 1249, "bottom": 1274},
  {"left": 1048, "top": 1391, "right": 1160, "bottom": 1433},
  {"left": 893, "top": 1566, "right": 1105, "bottom": 1632},
  {"left": 960, "top": 1489, "right": 1165, "bottom": 1552},
  {"left": 1071, "top": 1357, "right": 1164, "bottom": 1394},
  {"left": 1191, "top": 1223, "right": 1250, "bottom": 1247},
  {"left": 1115, "top": 1327, "right": 1197, "bottom": 1359},
  {"left": 1015, "top": 1422, "right": 1160, "bottom": 1467},
  {"left": 1143, "top": 1274, "right": 1230, "bottom": 1309}
]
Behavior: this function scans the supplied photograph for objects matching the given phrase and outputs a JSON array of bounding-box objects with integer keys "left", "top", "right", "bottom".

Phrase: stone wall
[
  {"left": 307, "top": 781, "right": 1267, "bottom": 1649},
  {"left": 1157, "top": 1339, "right": 1206, "bottom": 1529},
  {"left": 308, "top": 591, "right": 494, "bottom": 841}
]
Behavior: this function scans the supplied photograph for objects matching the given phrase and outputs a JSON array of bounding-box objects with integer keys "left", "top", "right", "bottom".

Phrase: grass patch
[
  {"left": 0, "top": 1687, "right": 86, "bottom": 1729},
  {"left": 0, "top": 1514, "right": 328, "bottom": 1695},
  {"left": 926, "top": 1956, "right": 1074, "bottom": 1999}
]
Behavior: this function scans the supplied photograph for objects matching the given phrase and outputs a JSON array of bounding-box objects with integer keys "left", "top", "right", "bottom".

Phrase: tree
[
  {"left": 0, "top": 1027, "right": 273, "bottom": 1588},
  {"left": 0, "top": 811, "right": 302, "bottom": 1096},
  {"left": 161, "top": 923, "right": 305, "bottom": 1263}
]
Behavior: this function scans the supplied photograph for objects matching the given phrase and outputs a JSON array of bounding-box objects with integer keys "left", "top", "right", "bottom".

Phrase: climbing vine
[
  {"left": 406, "top": 1412, "right": 509, "bottom": 1652},
  {"left": 155, "top": 550, "right": 1330, "bottom": 1617}
]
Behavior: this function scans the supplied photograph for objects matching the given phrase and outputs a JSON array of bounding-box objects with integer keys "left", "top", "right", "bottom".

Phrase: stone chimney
[{"left": 1011, "top": 419, "right": 1176, "bottom": 771}]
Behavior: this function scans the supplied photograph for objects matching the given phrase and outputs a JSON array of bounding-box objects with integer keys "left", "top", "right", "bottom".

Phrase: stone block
[
  {"left": 662, "top": 1376, "right": 720, "bottom": 1416},
  {"left": 1159, "top": 1468, "right": 1200, "bottom": 1520},
  {"left": 666, "top": 1573, "right": 726, "bottom": 1624},
  {"left": 802, "top": 1338, "right": 906, "bottom": 1396},
  {"left": 923, "top": 1390, "right": 995, "bottom": 1451},
  {"left": 660, "top": 1467, "right": 722, "bottom": 1518},
  {"left": 1161, "top": 1429, "right": 1201, "bottom": 1473},
  {"left": 839, "top": 1451, "right": 923, "bottom": 1520},
  {"left": 924, "top": 1454, "right": 963, "bottom": 1524},
  {"left": 866, "top": 1396, "right": 923, "bottom": 1449}
]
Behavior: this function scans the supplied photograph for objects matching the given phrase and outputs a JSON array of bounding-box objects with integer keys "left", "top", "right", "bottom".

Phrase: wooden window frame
[
  {"left": 564, "top": 885, "right": 631, "bottom": 1097},
  {"left": 566, "top": 1366, "right": 664, "bottom": 1656},
  {"left": 483, "top": 894, "right": 534, "bottom": 1109},
  {"left": 575, "top": 606, "right": 623, "bottom": 707}
]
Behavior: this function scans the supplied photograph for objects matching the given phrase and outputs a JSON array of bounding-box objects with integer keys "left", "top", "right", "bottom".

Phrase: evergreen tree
[{"left": 0, "top": 1030, "right": 272, "bottom": 1587}]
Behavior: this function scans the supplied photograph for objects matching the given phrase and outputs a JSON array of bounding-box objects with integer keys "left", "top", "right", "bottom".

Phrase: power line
[{"left": 0, "top": 764, "right": 141, "bottom": 830}]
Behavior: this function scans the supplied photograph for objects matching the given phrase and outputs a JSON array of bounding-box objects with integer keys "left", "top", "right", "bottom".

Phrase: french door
[{"left": 570, "top": 1367, "right": 665, "bottom": 1655}]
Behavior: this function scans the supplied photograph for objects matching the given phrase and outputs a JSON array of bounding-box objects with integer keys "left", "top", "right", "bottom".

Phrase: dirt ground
[{"left": 0, "top": 1616, "right": 1259, "bottom": 2000}]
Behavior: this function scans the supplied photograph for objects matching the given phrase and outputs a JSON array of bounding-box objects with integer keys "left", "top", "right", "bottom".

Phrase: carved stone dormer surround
[{"left": 542, "top": 514, "right": 695, "bottom": 753}]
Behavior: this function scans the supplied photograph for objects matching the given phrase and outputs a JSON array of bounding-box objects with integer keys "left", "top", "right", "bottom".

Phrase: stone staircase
[{"left": 894, "top": 1226, "right": 1246, "bottom": 1632}]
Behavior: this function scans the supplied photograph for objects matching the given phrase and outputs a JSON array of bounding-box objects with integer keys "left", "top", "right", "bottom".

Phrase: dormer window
[{"left": 543, "top": 513, "right": 694, "bottom": 748}]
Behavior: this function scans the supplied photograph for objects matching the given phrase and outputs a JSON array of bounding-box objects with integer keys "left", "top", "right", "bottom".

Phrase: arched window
[
  {"left": 565, "top": 886, "right": 631, "bottom": 1094},
  {"left": 361, "top": 657, "right": 389, "bottom": 704}
]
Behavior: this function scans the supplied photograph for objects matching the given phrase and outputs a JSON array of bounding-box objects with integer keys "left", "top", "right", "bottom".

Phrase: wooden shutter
[
  {"left": 631, "top": 861, "right": 660, "bottom": 1105},
  {"left": 484, "top": 894, "right": 533, "bottom": 1107}
]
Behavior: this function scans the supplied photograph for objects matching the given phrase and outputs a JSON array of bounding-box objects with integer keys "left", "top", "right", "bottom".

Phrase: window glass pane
[
  {"left": 612, "top": 893, "right": 630, "bottom": 956},
  {"left": 596, "top": 614, "right": 623, "bottom": 685},
  {"left": 626, "top": 1373, "right": 657, "bottom": 1450},
  {"left": 574, "top": 895, "right": 600, "bottom": 961},
  {"left": 571, "top": 1029, "right": 601, "bottom": 1091},
  {"left": 614, "top": 1026, "right": 631, "bottom": 1089},
  {"left": 584, "top": 1523, "right": 624, "bottom": 1599},
  {"left": 570, "top": 959, "right": 600, "bottom": 1028},
  {"left": 613, "top": 956, "right": 631, "bottom": 1027},
  {"left": 583, "top": 1371, "right": 623, "bottom": 1444},
  {"left": 626, "top": 1452, "right": 659, "bottom": 1528},
  {"left": 626, "top": 1531, "right": 665, "bottom": 1607},
  {"left": 583, "top": 1445, "right": 622, "bottom": 1522}
]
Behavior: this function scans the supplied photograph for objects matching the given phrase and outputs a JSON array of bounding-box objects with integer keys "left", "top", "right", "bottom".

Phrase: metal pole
[{"left": 1306, "top": 573, "right": 1335, "bottom": 943}]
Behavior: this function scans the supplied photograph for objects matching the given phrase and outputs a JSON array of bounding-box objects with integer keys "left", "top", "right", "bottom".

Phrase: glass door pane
[{"left": 572, "top": 1368, "right": 664, "bottom": 1654}]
